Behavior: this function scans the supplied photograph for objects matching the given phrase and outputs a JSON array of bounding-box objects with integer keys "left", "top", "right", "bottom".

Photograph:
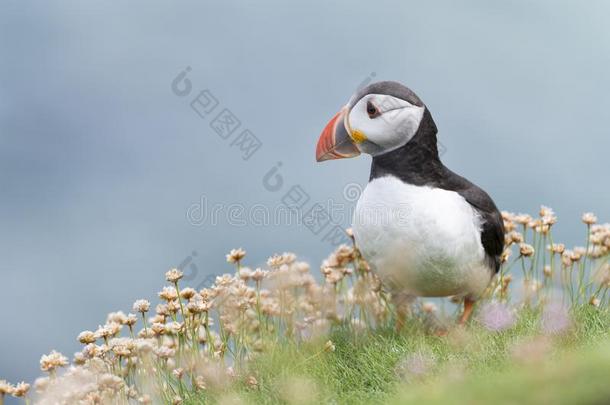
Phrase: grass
[{"left": 198, "top": 306, "right": 610, "bottom": 405}]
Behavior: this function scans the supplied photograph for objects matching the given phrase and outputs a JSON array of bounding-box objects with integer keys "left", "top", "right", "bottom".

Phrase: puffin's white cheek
[
  {"left": 372, "top": 107, "right": 425, "bottom": 149},
  {"left": 349, "top": 111, "right": 400, "bottom": 145},
  {"left": 368, "top": 124, "right": 403, "bottom": 147},
  {"left": 388, "top": 107, "right": 425, "bottom": 136}
]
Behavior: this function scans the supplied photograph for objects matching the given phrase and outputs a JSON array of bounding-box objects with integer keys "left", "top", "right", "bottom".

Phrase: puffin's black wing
[{"left": 458, "top": 186, "right": 505, "bottom": 273}]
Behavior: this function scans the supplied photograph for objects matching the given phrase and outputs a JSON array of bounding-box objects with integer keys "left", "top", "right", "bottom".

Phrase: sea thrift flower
[
  {"left": 267, "top": 254, "right": 283, "bottom": 268},
  {"left": 282, "top": 252, "right": 297, "bottom": 264},
  {"left": 542, "top": 215, "right": 557, "bottom": 226},
  {"left": 73, "top": 352, "right": 86, "bottom": 365},
  {"left": 95, "top": 324, "right": 113, "bottom": 340},
  {"left": 550, "top": 243, "right": 566, "bottom": 254},
  {"left": 519, "top": 243, "right": 535, "bottom": 257},
  {"left": 246, "top": 375, "right": 258, "bottom": 389},
  {"left": 166, "top": 321, "right": 184, "bottom": 335},
  {"left": 172, "top": 368, "right": 184, "bottom": 379},
  {"left": 541, "top": 302, "right": 570, "bottom": 335},
  {"left": 132, "top": 299, "right": 150, "bottom": 313},
  {"left": 514, "top": 214, "right": 532, "bottom": 226},
  {"left": 155, "top": 346, "right": 176, "bottom": 360},
  {"left": 239, "top": 267, "right": 253, "bottom": 281},
  {"left": 0, "top": 380, "right": 13, "bottom": 396},
  {"left": 570, "top": 249, "right": 583, "bottom": 262},
  {"left": 82, "top": 343, "right": 102, "bottom": 359},
  {"left": 477, "top": 302, "right": 515, "bottom": 331},
  {"left": 166, "top": 300, "right": 180, "bottom": 314},
  {"left": 33, "top": 377, "right": 49, "bottom": 393},
  {"left": 422, "top": 302, "right": 437, "bottom": 313},
  {"left": 543, "top": 265, "right": 552, "bottom": 278},
  {"left": 534, "top": 223, "right": 550, "bottom": 234},
  {"left": 251, "top": 268, "right": 267, "bottom": 282},
  {"left": 165, "top": 268, "right": 184, "bottom": 283},
  {"left": 226, "top": 248, "right": 246, "bottom": 264},
  {"left": 106, "top": 322, "right": 122, "bottom": 336},
  {"left": 501, "top": 248, "right": 511, "bottom": 263},
  {"left": 501, "top": 211, "right": 516, "bottom": 231},
  {"left": 582, "top": 212, "right": 597, "bottom": 225},
  {"left": 324, "top": 340, "right": 336, "bottom": 352},
  {"left": 78, "top": 330, "right": 97, "bottom": 344},
  {"left": 186, "top": 296, "right": 209, "bottom": 314},
  {"left": 539, "top": 205, "right": 554, "bottom": 218},
  {"left": 194, "top": 376, "right": 206, "bottom": 390},
  {"left": 397, "top": 351, "right": 436, "bottom": 380},
  {"left": 106, "top": 311, "right": 128, "bottom": 325},
  {"left": 539, "top": 206, "right": 557, "bottom": 227},
  {"left": 501, "top": 274, "right": 513, "bottom": 295},
  {"left": 589, "top": 245, "right": 608, "bottom": 259},
  {"left": 151, "top": 322, "right": 166, "bottom": 336},
  {"left": 139, "top": 394, "right": 152, "bottom": 404},
  {"left": 507, "top": 231, "right": 524, "bottom": 244},
  {"left": 40, "top": 350, "right": 69, "bottom": 372},
  {"left": 12, "top": 382, "right": 30, "bottom": 397},
  {"left": 180, "top": 287, "right": 196, "bottom": 300},
  {"left": 574, "top": 246, "right": 587, "bottom": 255},
  {"left": 501, "top": 211, "right": 515, "bottom": 221},
  {"left": 125, "top": 313, "right": 138, "bottom": 326},
  {"left": 159, "top": 286, "right": 179, "bottom": 301}
]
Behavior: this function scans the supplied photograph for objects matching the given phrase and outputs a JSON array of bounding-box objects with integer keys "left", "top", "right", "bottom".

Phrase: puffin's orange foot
[{"left": 458, "top": 297, "right": 476, "bottom": 325}]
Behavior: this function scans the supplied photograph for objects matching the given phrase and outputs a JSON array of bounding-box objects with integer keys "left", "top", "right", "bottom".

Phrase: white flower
[
  {"left": 40, "top": 350, "right": 69, "bottom": 372},
  {"left": 0, "top": 380, "right": 13, "bottom": 395},
  {"left": 77, "top": 330, "right": 97, "bottom": 344},
  {"left": 165, "top": 268, "right": 184, "bottom": 283},
  {"left": 582, "top": 212, "right": 597, "bottom": 225},
  {"left": 133, "top": 299, "right": 151, "bottom": 313},
  {"left": 226, "top": 248, "right": 246, "bottom": 263}
]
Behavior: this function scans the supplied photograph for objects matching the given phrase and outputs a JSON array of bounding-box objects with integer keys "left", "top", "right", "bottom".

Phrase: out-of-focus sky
[{"left": 1, "top": 0, "right": 609, "bottom": 391}]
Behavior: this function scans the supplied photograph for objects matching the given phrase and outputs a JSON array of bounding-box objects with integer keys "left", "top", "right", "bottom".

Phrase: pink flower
[
  {"left": 397, "top": 351, "right": 436, "bottom": 381},
  {"left": 541, "top": 302, "right": 570, "bottom": 335},
  {"left": 477, "top": 302, "right": 515, "bottom": 331}
]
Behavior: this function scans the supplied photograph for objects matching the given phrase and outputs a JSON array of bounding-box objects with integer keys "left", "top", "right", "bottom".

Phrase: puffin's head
[{"left": 316, "top": 81, "right": 427, "bottom": 162}]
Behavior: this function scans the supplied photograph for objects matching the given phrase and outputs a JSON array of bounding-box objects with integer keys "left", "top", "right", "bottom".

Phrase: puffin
[{"left": 315, "top": 81, "right": 504, "bottom": 327}]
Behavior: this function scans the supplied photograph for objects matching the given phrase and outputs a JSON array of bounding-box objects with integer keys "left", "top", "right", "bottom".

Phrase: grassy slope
[{"left": 188, "top": 307, "right": 610, "bottom": 404}]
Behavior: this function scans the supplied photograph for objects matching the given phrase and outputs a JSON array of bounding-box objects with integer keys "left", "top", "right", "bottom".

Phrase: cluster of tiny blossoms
[
  {"left": 491, "top": 207, "right": 609, "bottom": 307},
  {"left": 0, "top": 380, "right": 30, "bottom": 404},
  {"left": 2, "top": 209, "right": 608, "bottom": 404},
  {"left": 17, "top": 235, "right": 389, "bottom": 404}
]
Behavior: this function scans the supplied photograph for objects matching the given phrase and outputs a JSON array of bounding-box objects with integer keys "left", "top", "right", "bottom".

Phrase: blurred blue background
[{"left": 1, "top": 0, "right": 609, "bottom": 392}]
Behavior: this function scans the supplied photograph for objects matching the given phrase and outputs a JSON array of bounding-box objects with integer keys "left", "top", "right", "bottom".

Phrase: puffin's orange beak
[{"left": 316, "top": 107, "right": 361, "bottom": 162}]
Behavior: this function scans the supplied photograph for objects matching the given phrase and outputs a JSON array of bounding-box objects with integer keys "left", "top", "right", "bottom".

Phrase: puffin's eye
[{"left": 366, "top": 101, "right": 380, "bottom": 118}]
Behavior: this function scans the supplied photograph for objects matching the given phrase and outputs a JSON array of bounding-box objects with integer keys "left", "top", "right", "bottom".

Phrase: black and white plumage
[{"left": 316, "top": 81, "right": 504, "bottom": 323}]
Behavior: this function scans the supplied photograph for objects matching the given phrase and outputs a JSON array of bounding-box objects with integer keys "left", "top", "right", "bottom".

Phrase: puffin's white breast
[{"left": 353, "top": 175, "right": 492, "bottom": 297}]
